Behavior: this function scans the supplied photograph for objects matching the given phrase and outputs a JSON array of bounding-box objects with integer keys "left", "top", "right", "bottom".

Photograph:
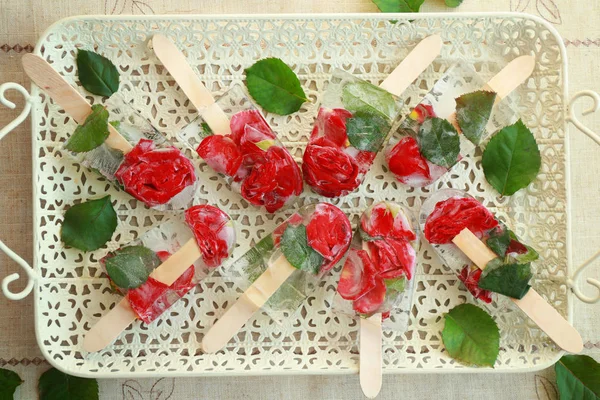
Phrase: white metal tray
[{"left": 1, "top": 12, "right": 600, "bottom": 378}]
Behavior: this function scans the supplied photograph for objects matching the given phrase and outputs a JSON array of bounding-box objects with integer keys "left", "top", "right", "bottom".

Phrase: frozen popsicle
[
  {"left": 22, "top": 54, "right": 197, "bottom": 211},
  {"left": 332, "top": 201, "right": 419, "bottom": 398},
  {"left": 302, "top": 35, "right": 443, "bottom": 198},
  {"left": 153, "top": 34, "right": 302, "bottom": 213},
  {"left": 385, "top": 57, "right": 535, "bottom": 187},
  {"left": 83, "top": 205, "right": 236, "bottom": 352},
  {"left": 201, "top": 202, "right": 352, "bottom": 353},
  {"left": 419, "top": 189, "right": 583, "bottom": 353}
]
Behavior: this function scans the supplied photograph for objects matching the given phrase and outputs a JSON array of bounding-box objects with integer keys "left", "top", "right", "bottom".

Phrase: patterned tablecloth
[{"left": 1, "top": 0, "right": 599, "bottom": 399}]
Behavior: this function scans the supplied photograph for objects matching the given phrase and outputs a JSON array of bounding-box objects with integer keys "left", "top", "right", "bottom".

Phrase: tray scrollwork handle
[
  {"left": 566, "top": 90, "right": 600, "bottom": 304},
  {"left": 0, "top": 82, "right": 37, "bottom": 300}
]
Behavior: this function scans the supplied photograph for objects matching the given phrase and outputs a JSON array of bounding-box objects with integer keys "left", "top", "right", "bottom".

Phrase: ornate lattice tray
[{"left": 1, "top": 12, "right": 599, "bottom": 378}]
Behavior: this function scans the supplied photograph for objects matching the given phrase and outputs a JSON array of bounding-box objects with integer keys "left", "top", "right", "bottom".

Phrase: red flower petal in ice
[
  {"left": 115, "top": 139, "right": 196, "bottom": 207},
  {"left": 457, "top": 265, "right": 493, "bottom": 304},
  {"left": 361, "top": 202, "right": 416, "bottom": 242},
  {"left": 424, "top": 197, "right": 498, "bottom": 244},
  {"left": 185, "top": 205, "right": 235, "bottom": 268},
  {"left": 361, "top": 203, "right": 394, "bottom": 238},
  {"left": 310, "top": 107, "right": 353, "bottom": 147},
  {"left": 368, "top": 238, "right": 417, "bottom": 280},
  {"left": 386, "top": 136, "right": 433, "bottom": 186},
  {"left": 306, "top": 203, "right": 353, "bottom": 271},
  {"left": 507, "top": 239, "right": 528, "bottom": 255},
  {"left": 353, "top": 275, "right": 386, "bottom": 315},
  {"left": 127, "top": 265, "right": 196, "bottom": 324},
  {"left": 338, "top": 249, "right": 377, "bottom": 301},
  {"left": 241, "top": 146, "right": 303, "bottom": 213},
  {"left": 239, "top": 125, "right": 278, "bottom": 167},
  {"left": 230, "top": 109, "right": 274, "bottom": 145},
  {"left": 302, "top": 137, "right": 361, "bottom": 198},
  {"left": 196, "top": 134, "right": 243, "bottom": 177},
  {"left": 409, "top": 103, "right": 436, "bottom": 123},
  {"left": 355, "top": 150, "right": 377, "bottom": 175}
]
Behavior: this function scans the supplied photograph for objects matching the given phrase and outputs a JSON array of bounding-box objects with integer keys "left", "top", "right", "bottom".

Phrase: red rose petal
[
  {"left": 338, "top": 249, "right": 377, "bottom": 300},
  {"left": 368, "top": 238, "right": 417, "bottom": 280},
  {"left": 353, "top": 276, "right": 386, "bottom": 315},
  {"left": 302, "top": 137, "right": 361, "bottom": 198},
  {"left": 230, "top": 109, "right": 274, "bottom": 145},
  {"left": 507, "top": 239, "right": 528, "bottom": 255},
  {"left": 115, "top": 139, "right": 196, "bottom": 207},
  {"left": 424, "top": 197, "right": 498, "bottom": 244},
  {"left": 185, "top": 205, "right": 234, "bottom": 268},
  {"left": 386, "top": 136, "right": 432, "bottom": 186},
  {"left": 311, "top": 107, "right": 353, "bottom": 147},
  {"left": 196, "top": 134, "right": 243, "bottom": 177},
  {"left": 127, "top": 265, "right": 196, "bottom": 324},
  {"left": 306, "top": 203, "right": 353, "bottom": 271},
  {"left": 361, "top": 203, "right": 394, "bottom": 238},
  {"left": 457, "top": 265, "right": 493, "bottom": 304},
  {"left": 241, "top": 146, "right": 303, "bottom": 213}
]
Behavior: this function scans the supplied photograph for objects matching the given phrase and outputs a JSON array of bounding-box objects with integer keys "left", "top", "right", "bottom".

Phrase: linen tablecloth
[{"left": 1, "top": 0, "right": 599, "bottom": 398}]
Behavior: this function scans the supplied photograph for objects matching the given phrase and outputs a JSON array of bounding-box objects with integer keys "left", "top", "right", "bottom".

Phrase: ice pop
[
  {"left": 302, "top": 35, "right": 443, "bottom": 197},
  {"left": 419, "top": 189, "right": 583, "bottom": 353},
  {"left": 178, "top": 86, "right": 302, "bottom": 212},
  {"left": 22, "top": 54, "right": 197, "bottom": 211},
  {"left": 83, "top": 205, "right": 236, "bottom": 352},
  {"left": 153, "top": 35, "right": 302, "bottom": 213},
  {"left": 385, "top": 58, "right": 535, "bottom": 187},
  {"left": 201, "top": 202, "right": 352, "bottom": 353},
  {"left": 332, "top": 201, "right": 419, "bottom": 398}
]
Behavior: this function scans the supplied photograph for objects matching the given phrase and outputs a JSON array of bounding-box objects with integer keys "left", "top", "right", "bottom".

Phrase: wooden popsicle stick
[
  {"left": 21, "top": 54, "right": 133, "bottom": 153},
  {"left": 448, "top": 55, "right": 535, "bottom": 130},
  {"left": 150, "top": 239, "right": 201, "bottom": 286},
  {"left": 452, "top": 228, "right": 583, "bottom": 354},
  {"left": 152, "top": 34, "right": 231, "bottom": 135},
  {"left": 360, "top": 314, "right": 383, "bottom": 398},
  {"left": 359, "top": 243, "right": 383, "bottom": 398},
  {"left": 83, "top": 298, "right": 138, "bottom": 352},
  {"left": 83, "top": 238, "right": 202, "bottom": 352},
  {"left": 484, "top": 55, "right": 536, "bottom": 101},
  {"left": 380, "top": 35, "right": 443, "bottom": 97},
  {"left": 202, "top": 255, "right": 296, "bottom": 353}
]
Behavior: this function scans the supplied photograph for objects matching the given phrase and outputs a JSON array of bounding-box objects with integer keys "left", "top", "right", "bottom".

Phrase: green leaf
[
  {"left": 486, "top": 225, "right": 511, "bottom": 257},
  {"left": 445, "top": 0, "right": 464, "bottom": 7},
  {"left": 61, "top": 196, "right": 118, "bottom": 252},
  {"left": 345, "top": 113, "right": 389, "bottom": 152},
  {"left": 64, "top": 104, "right": 110, "bottom": 153},
  {"left": 455, "top": 90, "right": 497, "bottom": 145},
  {"left": 104, "top": 245, "right": 161, "bottom": 290},
  {"left": 341, "top": 81, "right": 398, "bottom": 122},
  {"left": 245, "top": 58, "right": 308, "bottom": 115},
  {"left": 201, "top": 122, "right": 213, "bottom": 136},
  {"left": 417, "top": 117, "right": 460, "bottom": 168},
  {"left": 555, "top": 355, "right": 600, "bottom": 400},
  {"left": 442, "top": 303, "right": 500, "bottom": 367},
  {"left": 385, "top": 276, "right": 406, "bottom": 293},
  {"left": 39, "top": 367, "right": 99, "bottom": 400},
  {"left": 478, "top": 260, "right": 532, "bottom": 299},
  {"left": 280, "top": 224, "right": 324, "bottom": 274},
  {"left": 77, "top": 49, "right": 120, "bottom": 97},
  {"left": 109, "top": 120, "right": 120, "bottom": 130},
  {"left": 0, "top": 368, "right": 22, "bottom": 400},
  {"left": 372, "top": 0, "right": 424, "bottom": 12},
  {"left": 482, "top": 120, "right": 541, "bottom": 196},
  {"left": 242, "top": 235, "right": 275, "bottom": 282}
]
